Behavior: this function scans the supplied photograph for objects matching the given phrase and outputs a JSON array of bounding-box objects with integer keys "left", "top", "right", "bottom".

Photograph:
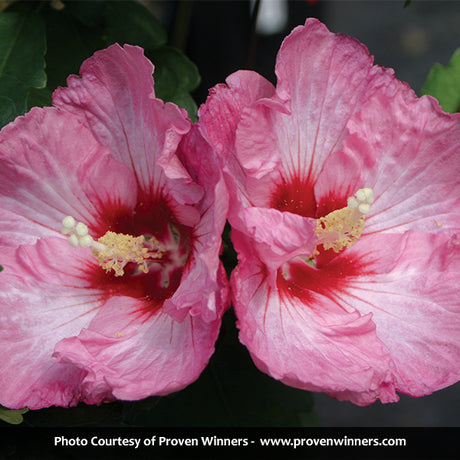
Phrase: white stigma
[
  {"left": 61, "top": 215, "right": 97, "bottom": 249},
  {"left": 62, "top": 216, "right": 76, "bottom": 228},
  {"left": 75, "top": 222, "right": 89, "bottom": 237},
  {"left": 67, "top": 234, "right": 79, "bottom": 247},
  {"left": 79, "top": 234, "right": 94, "bottom": 248},
  {"left": 347, "top": 187, "right": 374, "bottom": 215}
]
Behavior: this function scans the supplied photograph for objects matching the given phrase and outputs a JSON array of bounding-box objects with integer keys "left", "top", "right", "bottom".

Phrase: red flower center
[
  {"left": 271, "top": 176, "right": 317, "bottom": 218},
  {"left": 270, "top": 176, "right": 373, "bottom": 304},
  {"left": 86, "top": 193, "right": 193, "bottom": 314}
]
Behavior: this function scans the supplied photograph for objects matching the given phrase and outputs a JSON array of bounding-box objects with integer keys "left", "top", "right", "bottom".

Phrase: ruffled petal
[
  {"left": 198, "top": 70, "right": 275, "bottom": 161},
  {"left": 53, "top": 44, "right": 202, "bottom": 205},
  {"left": 54, "top": 296, "right": 222, "bottom": 400},
  {"left": 343, "top": 80, "right": 460, "bottom": 234},
  {"left": 240, "top": 207, "right": 317, "bottom": 273},
  {"left": 198, "top": 70, "right": 276, "bottom": 225},
  {"left": 268, "top": 17, "right": 393, "bottom": 184},
  {"left": 208, "top": 18, "right": 396, "bottom": 226},
  {"left": 0, "top": 107, "right": 137, "bottom": 248},
  {"left": 232, "top": 221, "right": 460, "bottom": 405},
  {"left": 163, "top": 126, "right": 229, "bottom": 322},
  {"left": 232, "top": 242, "right": 397, "bottom": 406},
  {"left": 0, "top": 239, "right": 104, "bottom": 409},
  {"left": 341, "top": 232, "right": 460, "bottom": 397}
]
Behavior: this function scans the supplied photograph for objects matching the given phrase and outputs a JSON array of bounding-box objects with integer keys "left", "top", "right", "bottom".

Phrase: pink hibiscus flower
[
  {"left": 0, "top": 44, "right": 228, "bottom": 409},
  {"left": 199, "top": 18, "right": 460, "bottom": 405}
]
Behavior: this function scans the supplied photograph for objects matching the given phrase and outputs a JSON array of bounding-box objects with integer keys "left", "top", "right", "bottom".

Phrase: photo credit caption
[
  {"left": 54, "top": 435, "right": 251, "bottom": 448},
  {"left": 2, "top": 427, "right": 451, "bottom": 459}
]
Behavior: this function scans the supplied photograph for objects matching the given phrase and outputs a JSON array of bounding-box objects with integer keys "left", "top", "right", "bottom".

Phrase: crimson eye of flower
[
  {"left": 60, "top": 199, "right": 193, "bottom": 313},
  {"left": 271, "top": 176, "right": 317, "bottom": 218},
  {"left": 279, "top": 188, "right": 374, "bottom": 283}
]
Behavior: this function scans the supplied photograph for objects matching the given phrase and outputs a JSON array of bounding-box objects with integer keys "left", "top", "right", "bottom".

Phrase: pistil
[
  {"left": 61, "top": 216, "right": 164, "bottom": 276},
  {"left": 314, "top": 188, "right": 374, "bottom": 255}
]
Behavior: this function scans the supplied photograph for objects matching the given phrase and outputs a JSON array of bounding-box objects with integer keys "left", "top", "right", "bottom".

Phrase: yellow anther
[
  {"left": 314, "top": 188, "right": 374, "bottom": 255},
  {"left": 93, "top": 231, "right": 163, "bottom": 277},
  {"left": 315, "top": 207, "right": 365, "bottom": 253}
]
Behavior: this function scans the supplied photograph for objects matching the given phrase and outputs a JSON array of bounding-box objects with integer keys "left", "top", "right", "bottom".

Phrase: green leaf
[
  {"left": 0, "top": 12, "right": 46, "bottom": 87},
  {"left": 422, "top": 48, "right": 460, "bottom": 113},
  {"left": 41, "top": 3, "right": 105, "bottom": 91},
  {"left": 404, "top": 0, "right": 412, "bottom": 7},
  {"left": 0, "top": 1, "right": 200, "bottom": 121},
  {"left": 26, "top": 87, "right": 52, "bottom": 111},
  {"left": 173, "top": 92, "right": 199, "bottom": 122},
  {"left": 104, "top": 0, "right": 167, "bottom": 49},
  {"left": 0, "top": 406, "right": 28, "bottom": 425},
  {"left": 0, "top": 95, "right": 18, "bottom": 128},
  {"left": 0, "top": 11, "right": 46, "bottom": 126},
  {"left": 64, "top": 0, "right": 105, "bottom": 28},
  {"left": 148, "top": 47, "right": 201, "bottom": 120}
]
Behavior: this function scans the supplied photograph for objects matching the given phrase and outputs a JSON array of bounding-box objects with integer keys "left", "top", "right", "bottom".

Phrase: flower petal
[
  {"left": 232, "top": 242, "right": 397, "bottom": 406},
  {"left": 198, "top": 70, "right": 276, "bottom": 225},
  {"left": 266, "top": 17, "right": 393, "bottom": 184},
  {"left": 342, "top": 232, "right": 460, "bottom": 397},
  {"left": 216, "top": 18, "right": 396, "bottom": 225},
  {"left": 53, "top": 44, "right": 202, "bottom": 205},
  {"left": 343, "top": 80, "right": 460, "bottom": 234},
  {"left": 163, "top": 126, "right": 229, "bottom": 322},
  {"left": 53, "top": 296, "right": 222, "bottom": 400},
  {"left": 240, "top": 207, "right": 317, "bottom": 273},
  {"left": 0, "top": 238, "right": 103, "bottom": 409},
  {"left": 232, "top": 225, "right": 460, "bottom": 404},
  {"left": 0, "top": 107, "right": 137, "bottom": 248},
  {"left": 198, "top": 70, "right": 275, "bottom": 161}
]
